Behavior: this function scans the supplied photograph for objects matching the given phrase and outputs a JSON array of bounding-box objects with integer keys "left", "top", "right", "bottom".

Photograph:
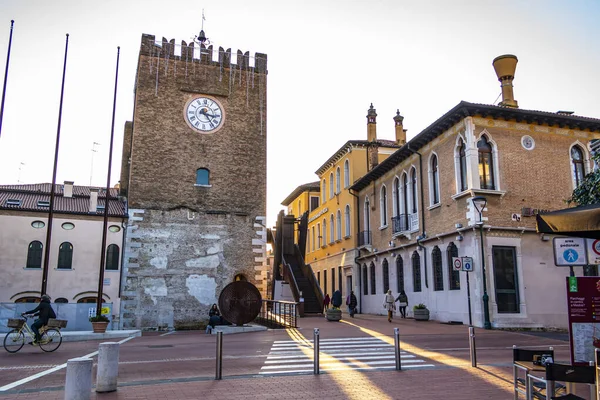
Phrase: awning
[{"left": 536, "top": 204, "right": 600, "bottom": 239}]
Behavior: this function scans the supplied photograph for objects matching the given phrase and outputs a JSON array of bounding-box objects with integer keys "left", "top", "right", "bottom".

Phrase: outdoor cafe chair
[
  {"left": 527, "top": 362, "right": 596, "bottom": 400},
  {"left": 513, "top": 345, "right": 556, "bottom": 399}
]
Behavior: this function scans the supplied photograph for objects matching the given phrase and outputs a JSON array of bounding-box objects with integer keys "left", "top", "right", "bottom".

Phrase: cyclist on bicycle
[{"left": 23, "top": 294, "right": 56, "bottom": 345}]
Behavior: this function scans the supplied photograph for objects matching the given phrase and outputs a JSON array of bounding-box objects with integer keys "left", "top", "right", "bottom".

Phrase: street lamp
[{"left": 472, "top": 195, "right": 491, "bottom": 330}]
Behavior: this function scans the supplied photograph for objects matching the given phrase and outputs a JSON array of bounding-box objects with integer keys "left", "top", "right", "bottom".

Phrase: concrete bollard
[
  {"left": 65, "top": 357, "right": 93, "bottom": 400},
  {"left": 96, "top": 342, "right": 120, "bottom": 392}
]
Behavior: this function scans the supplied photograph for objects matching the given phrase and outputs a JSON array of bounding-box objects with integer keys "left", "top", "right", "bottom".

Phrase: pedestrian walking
[
  {"left": 395, "top": 290, "right": 408, "bottom": 318},
  {"left": 383, "top": 289, "right": 395, "bottom": 322},
  {"left": 323, "top": 293, "right": 330, "bottom": 313},
  {"left": 348, "top": 291, "right": 358, "bottom": 317}
]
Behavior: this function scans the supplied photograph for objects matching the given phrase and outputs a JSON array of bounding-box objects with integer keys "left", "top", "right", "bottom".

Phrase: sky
[{"left": 0, "top": 0, "right": 599, "bottom": 228}]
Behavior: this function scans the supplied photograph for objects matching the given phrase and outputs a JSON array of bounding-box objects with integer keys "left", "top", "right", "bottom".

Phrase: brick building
[
  {"left": 350, "top": 55, "right": 600, "bottom": 329},
  {"left": 118, "top": 33, "right": 268, "bottom": 329}
]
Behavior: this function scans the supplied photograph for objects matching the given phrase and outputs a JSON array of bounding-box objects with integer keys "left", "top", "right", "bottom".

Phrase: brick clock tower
[{"left": 119, "top": 33, "right": 268, "bottom": 329}]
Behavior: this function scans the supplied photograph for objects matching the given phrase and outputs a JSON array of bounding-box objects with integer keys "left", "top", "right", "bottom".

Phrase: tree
[{"left": 568, "top": 152, "right": 600, "bottom": 206}]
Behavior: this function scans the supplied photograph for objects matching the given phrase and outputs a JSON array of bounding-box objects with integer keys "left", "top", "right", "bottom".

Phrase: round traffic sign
[
  {"left": 592, "top": 240, "right": 600, "bottom": 256},
  {"left": 453, "top": 258, "right": 462, "bottom": 271}
]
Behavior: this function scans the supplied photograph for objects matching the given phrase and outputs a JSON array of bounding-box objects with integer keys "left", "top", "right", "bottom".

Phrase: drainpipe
[
  {"left": 407, "top": 143, "right": 428, "bottom": 288},
  {"left": 350, "top": 188, "right": 362, "bottom": 313}
]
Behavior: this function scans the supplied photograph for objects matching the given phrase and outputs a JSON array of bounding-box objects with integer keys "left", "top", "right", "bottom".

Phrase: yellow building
[{"left": 281, "top": 104, "right": 403, "bottom": 301}]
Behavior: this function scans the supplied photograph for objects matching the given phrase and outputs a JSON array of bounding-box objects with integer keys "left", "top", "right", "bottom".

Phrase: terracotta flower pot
[{"left": 91, "top": 321, "right": 109, "bottom": 333}]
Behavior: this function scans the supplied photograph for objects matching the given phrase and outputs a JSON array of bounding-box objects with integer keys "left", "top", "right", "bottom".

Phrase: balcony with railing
[
  {"left": 392, "top": 213, "right": 418, "bottom": 234},
  {"left": 357, "top": 230, "right": 371, "bottom": 247}
]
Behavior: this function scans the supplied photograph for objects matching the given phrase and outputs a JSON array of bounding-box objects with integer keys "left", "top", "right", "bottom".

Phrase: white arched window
[
  {"left": 329, "top": 173, "right": 334, "bottom": 199},
  {"left": 363, "top": 196, "right": 371, "bottom": 245},
  {"left": 429, "top": 153, "right": 440, "bottom": 205},
  {"left": 344, "top": 160, "right": 350, "bottom": 188},
  {"left": 336, "top": 210, "right": 342, "bottom": 240},
  {"left": 392, "top": 177, "right": 400, "bottom": 217},
  {"left": 478, "top": 135, "right": 496, "bottom": 190},
  {"left": 380, "top": 185, "right": 388, "bottom": 227},
  {"left": 336, "top": 167, "right": 341, "bottom": 194},
  {"left": 329, "top": 214, "right": 334, "bottom": 244},
  {"left": 322, "top": 220, "right": 327, "bottom": 246},
  {"left": 456, "top": 138, "right": 468, "bottom": 192},
  {"left": 410, "top": 168, "right": 418, "bottom": 214},
  {"left": 317, "top": 223, "right": 321, "bottom": 248},
  {"left": 322, "top": 180, "right": 326, "bottom": 203},
  {"left": 570, "top": 144, "right": 587, "bottom": 189},
  {"left": 344, "top": 205, "right": 351, "bottom": 237}
]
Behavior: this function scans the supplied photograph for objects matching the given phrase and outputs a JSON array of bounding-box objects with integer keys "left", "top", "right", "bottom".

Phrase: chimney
[
  {"left": 89, "top": 188, "right": 99, "bottom": 212},
  {"left": 366, "top": 103, "right": 377, "bottom": 142},
  {"left": 492, "top": 54, "right": 519, "bottom": 108},
  {"left": 63, "top": 181, "right": 74, "bottom": 198},
  {"left": 394, "top": 110, "right": 406, "bottom": 146}
]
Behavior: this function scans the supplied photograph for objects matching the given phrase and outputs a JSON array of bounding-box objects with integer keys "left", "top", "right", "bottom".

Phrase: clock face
[
  {"left": 521, "top": 135, "right": 535, "bottom": 150},
  {"left": 184, "top": 96, "right": 224, "bottom": 133}
]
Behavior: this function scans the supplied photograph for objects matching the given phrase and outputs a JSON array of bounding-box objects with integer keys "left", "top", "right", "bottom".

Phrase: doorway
[{"left": 492, "top": 246, "right": 520, "bottom": 313}]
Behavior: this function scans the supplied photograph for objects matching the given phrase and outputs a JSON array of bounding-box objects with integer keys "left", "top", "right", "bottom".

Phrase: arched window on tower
[{"left": 196, "top": 168, "right": 210, "bottom": 186}]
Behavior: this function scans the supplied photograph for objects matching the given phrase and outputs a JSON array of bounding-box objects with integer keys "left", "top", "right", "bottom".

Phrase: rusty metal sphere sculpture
[{"left": 218, "top": 281, "right": 262, "bottom": 326}]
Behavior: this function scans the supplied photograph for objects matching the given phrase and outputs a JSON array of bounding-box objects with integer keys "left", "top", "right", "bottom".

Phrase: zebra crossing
[{"left": 259, "top": 336, "right": 434, "bottom": 375}]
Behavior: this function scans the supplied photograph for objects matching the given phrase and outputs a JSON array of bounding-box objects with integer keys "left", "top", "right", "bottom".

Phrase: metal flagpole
[
  {"left": 96, "top": 47, "right": 120, "bottom": 316},
  {"left": 41, "top": 33, "right": 69, "bottom": 295},
  {"left": 0, "top": 20, "right": 15, "bottom": 139}
]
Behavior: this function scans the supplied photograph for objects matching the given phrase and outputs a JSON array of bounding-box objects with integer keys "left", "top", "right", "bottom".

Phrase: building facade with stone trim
[
  {"left": 0, "top": 182, "right": 127, "bottom": 315},
  {"left": 351, "top": 100, "right": 600, "bottom": 329},
  {"left": 119, "top": 34, "right": 268, "bottom": 329},
  {"left": 281, "top": 105, "right": 405, "bottom": 302}
]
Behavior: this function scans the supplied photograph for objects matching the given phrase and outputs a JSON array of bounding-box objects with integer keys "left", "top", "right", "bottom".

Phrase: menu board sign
[{"left": 566, "top": 277, "right": 600, "bottom": 365}]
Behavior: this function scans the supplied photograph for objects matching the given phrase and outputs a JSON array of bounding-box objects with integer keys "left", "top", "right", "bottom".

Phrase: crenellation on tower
[{"left": 139, "top": 33, "right": 267, "bottom": 74}]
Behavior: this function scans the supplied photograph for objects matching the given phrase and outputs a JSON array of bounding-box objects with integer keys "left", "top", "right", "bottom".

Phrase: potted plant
[
  {"left": 413, "top": 304, "right": 430, "bottom": 321},
  {"left": 89, "top": 314, "right": 110, "bottom": 333},
  {"left": 326, "top": 306, "right": 342, "bottom": 322},
  {"left": 326, "top": 290, "right": 343, "bottom": 322}
]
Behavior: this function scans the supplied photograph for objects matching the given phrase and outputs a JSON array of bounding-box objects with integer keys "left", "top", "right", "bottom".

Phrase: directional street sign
[
  {"left": 462, "top": 257, "right": 474, "bottom": 272},
  {"left": 452, "top": 257, "right": 462, "bottom": 271}
]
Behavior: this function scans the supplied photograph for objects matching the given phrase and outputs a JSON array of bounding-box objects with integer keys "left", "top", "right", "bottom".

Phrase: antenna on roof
[
  {"left": 90, "top": 141, "right": 100, "bottom": 186},
  {"left": 17, "top": 162, "right": 24, "bottom": 183},
  {"left": 194, "top": 9, "right": 210, "bottom": 46}
]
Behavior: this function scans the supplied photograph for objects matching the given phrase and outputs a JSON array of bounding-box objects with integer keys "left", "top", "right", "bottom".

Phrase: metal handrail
[{"left": 255, "top": 299, "right": 297, "bottom": 328}]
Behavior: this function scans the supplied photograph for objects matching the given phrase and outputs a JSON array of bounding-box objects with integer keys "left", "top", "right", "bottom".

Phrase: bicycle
[{"left": 3, "top": 315, "right": 67, "bottom": 353}]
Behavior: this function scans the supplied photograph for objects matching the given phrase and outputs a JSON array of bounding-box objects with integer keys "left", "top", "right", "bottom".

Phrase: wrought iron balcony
[{"left": 392, "top": 214, "right": 419, "bottom": 234}]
